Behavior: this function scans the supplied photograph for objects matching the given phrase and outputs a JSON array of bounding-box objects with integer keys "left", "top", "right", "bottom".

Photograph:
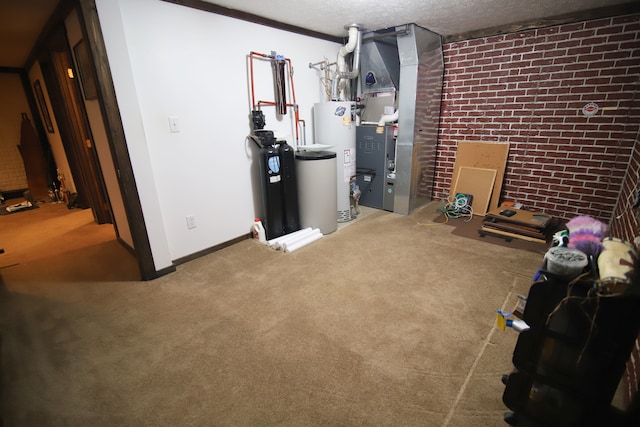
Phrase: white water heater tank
[{"left": 313, "top": 101, "right": 356, "bottom": 222}]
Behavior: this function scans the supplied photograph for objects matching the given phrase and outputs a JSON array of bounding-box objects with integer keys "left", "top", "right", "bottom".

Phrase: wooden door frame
[{"left": 39, "top": 26, "right": 112, "bottom": 225}]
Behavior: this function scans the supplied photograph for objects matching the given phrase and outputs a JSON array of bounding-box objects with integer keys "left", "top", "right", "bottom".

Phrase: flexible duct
[{"left": 331, "top": 24, "right": 363, "bottom": 101}]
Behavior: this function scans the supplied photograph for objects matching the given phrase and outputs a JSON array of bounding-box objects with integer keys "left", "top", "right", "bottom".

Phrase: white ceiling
[
  {"left": 0, "top": 0, "right": 636, "bottom": 68},
  {"left": 205, "top": 0, "right": 635, "bottom": 37}
]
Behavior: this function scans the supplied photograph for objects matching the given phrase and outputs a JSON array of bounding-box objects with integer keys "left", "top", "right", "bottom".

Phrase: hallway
[{"left": 0, "top": 198, "right": 140, "bottom": 285}]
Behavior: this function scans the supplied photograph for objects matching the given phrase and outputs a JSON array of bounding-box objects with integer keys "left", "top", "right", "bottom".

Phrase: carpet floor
[{"left": 1, "top": 201, "right": 545, "bottom": 426}]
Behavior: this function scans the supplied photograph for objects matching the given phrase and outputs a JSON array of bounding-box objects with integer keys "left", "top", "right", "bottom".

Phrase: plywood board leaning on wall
[
  {"left": 453, "top": 167, "right": 497, "bottom": 215},
  {"left": 449, "top": 141, "right": 509, "bottom": 215}
]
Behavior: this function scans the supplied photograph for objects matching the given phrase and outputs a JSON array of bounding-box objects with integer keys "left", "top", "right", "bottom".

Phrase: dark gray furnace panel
[{"left": 355, "top": 125, "right": 396, "bottom": 211}]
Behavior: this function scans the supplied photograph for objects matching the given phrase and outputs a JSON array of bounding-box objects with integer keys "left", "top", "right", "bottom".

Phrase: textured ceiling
[
  {"left": 0, "top": 0, "right": 636, "bottom": 68},
  {"left": 204, "top": 0, "right": 635, "bottom": 37},
  {"left": 0, "top": 0, "right": 58, "bottom": 68}
]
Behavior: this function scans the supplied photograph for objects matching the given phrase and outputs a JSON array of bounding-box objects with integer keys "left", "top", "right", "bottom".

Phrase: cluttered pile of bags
[{"left": 545, "top": 215, "right": 638, "bottom": 295}]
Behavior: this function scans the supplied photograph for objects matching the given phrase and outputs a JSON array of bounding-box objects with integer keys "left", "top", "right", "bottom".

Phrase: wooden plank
[
  {"left": 482, "top": 219, "right": 548, "bottom": 239},
  {"left": 485, "top": 207, "right": 552, "bottom": 229},
  {"left": 449, "top": 141, "right": 509, "bottom": 213},
  {"left": 480, "top": 226, "right": 547, "bottom": 244},
  {"left": 452, "top": 167, "right": 496, "bottom": 216}
]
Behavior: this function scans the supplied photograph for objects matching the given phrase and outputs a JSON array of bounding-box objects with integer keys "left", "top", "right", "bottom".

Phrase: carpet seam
[{"left": 441, "top": 280, "right": 515, "bottom": 426}]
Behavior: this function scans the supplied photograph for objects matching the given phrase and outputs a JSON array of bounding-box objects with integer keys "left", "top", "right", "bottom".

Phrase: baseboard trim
[{"left": 172, "top": 234, "right": 250, "bottom": 266}]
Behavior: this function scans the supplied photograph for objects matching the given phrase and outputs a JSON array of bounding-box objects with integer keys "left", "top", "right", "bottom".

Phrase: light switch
[
  {"left": 168, "top": 116, "right": 180, "bottom": 133},
  {"left": 186, "top": 215, "right": 196, "bottom": 229}
]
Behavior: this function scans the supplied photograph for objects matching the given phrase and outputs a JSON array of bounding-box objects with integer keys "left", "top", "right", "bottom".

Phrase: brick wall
[
  {"left": 435, "top": 13, "right": 640, "bottom": 222},
  {"left": 434, "top": 13, "right": 640, "bottom": 410},
  {"left": 610, "top": 138, "right": 640, "bottom": 243},
  {"left": 415, "top": 56, "right": 445, "bottom": 200},
  {"left": 610, "top": 136, "right": 640, "bottom": 411}
]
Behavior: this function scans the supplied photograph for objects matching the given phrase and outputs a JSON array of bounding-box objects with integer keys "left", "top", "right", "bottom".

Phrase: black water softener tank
[
  {"left": 254, "top": 130, "right": 300, "bottom": 240},
  {"left": 256, "top": 130, "right": 284, "bottom": 239},
  {"left": 278, "top": 141, "right": 300, "bottom": 234}
]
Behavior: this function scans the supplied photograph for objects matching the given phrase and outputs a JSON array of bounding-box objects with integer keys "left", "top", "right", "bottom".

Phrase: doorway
[
  {"left": 3, "top": 2, "right": 170, "bottom": 282},
  {"left": 39, "top": 23, "right": 112, "bottom": 225}
]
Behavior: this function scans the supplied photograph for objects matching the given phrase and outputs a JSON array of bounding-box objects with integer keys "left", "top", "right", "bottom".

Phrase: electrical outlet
[
  {"left": 168, "top": 116, "right": 180, "bottom": 133},
  {"left": 186, "top": 215, "right": 196, "bottom": 229}
]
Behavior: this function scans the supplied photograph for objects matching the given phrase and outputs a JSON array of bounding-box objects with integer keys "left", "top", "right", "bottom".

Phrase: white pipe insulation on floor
[
  {"left": 283, "top": 230, "right": 323, "bottom": 253},
  {"left": 266, "top": 227, "right": 323, "bottom": 252}
]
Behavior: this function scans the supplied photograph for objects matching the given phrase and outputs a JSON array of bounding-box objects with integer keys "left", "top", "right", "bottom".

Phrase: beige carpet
[
  {"left": 1, "top": 201, "right": 544, "bottom": 426},
  {"left": 0, "top": 199, "right": 140, "bottom": 283}
]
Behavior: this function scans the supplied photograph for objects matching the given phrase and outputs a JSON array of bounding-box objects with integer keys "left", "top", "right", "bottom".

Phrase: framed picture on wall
[
  {"left": 73, "top": 39, "right": 98, "bottom": 100},
  {"left": 33, "top": 80, "right": 54, "bottom": 133}
]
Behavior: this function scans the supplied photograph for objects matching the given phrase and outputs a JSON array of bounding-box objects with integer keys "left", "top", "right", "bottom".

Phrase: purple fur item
[{"left": 566, "top": 215, "right": 609, "bottom": 258}]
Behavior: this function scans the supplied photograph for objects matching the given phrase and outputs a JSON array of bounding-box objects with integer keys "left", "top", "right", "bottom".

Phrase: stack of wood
[
  {"left": 480, "top": 207, "right": 552, "bottom": 243},
  {"left": 448, "top": 141, "right": 554, "bottom": 244}
]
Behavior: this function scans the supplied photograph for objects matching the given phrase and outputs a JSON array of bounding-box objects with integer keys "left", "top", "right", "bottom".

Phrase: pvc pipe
[
  {"left": 284, "top": 230, "right": 323, "bottom": 252},
  {"left": 280, "top": 228, "right": 321, "bottom": 251},
  {"left": 378, "top": 110, "right": 399, "bottom": 126},
  {"left": 270, "top": 228, "right": 317, "bottom": 250},
  {"left": 332, "top": 25, "right": 362, "bottom": 100},
  {"left": 267, "top": 227, "right": 312, "bottom": 248},
  {"left": 267, "top": 227, "right": 312, "bottom": 249},
  {"left": 337, "top": 26, "right": 359, "bottom": 72}
]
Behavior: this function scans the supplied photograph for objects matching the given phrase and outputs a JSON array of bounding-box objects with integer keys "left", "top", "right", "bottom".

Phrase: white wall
[{"left": 95, "top": 0, "right": 341, "bottom": 266}]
